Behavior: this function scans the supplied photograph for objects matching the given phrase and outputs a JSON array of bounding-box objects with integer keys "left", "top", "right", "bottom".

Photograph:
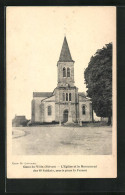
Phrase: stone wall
[
  {"left": 57, "top": 61, "right": 75, "bottom": 87},
  {"left": 54, "top": 87, "right": 78, "bottom": 103},
  {"left": 31, "top": 97, "right": 45, "bottom": 123},
  {"left": 42, "top": 101, "right": 55, "bottom": 122},
  {"left": 55, "top": 103, "right": 78, "bottom": 123},
  {"left": 79, "top": 100, "right": 92, "bottom": 122},
  {"left": 31, "top": 99, "right": 35, "bottom": 122},
  {"left": 54, "top": 86, "right": 78, "bottom": 122}
]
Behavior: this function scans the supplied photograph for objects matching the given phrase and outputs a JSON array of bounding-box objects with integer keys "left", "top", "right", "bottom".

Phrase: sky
[{"left": 7, "top": 6, "right": 116, "bottom": 119}]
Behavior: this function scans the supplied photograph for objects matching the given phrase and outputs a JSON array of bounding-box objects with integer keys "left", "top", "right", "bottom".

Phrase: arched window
[
  {"left": 82, "top": 105, "right": 86, "bottom": 115},
  {"left": 63, "top": 67, "right": 66, "bottom": 77},
  {"left": 63, "top": 93, "right": 65, "bottom": 101},
  {"left": 48, "top": 106, "right": 52, "bottom": 116},
  {"left": 67, "top": 68, "right": 70, "bottom": 77},
  {"left": 66, "top": 93, "right": 68, "bottom": 101},
  {"left": 69, "top": 93, "right": 71, "bottom": 101}
]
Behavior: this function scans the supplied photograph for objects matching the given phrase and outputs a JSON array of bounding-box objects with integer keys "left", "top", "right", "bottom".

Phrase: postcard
[{"left": 7, "top": 6, "right": 117, "bottom": 178}]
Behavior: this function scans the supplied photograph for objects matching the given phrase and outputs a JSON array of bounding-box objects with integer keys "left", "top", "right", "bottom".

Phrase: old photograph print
[{"left": 7, "top": 7, "right": 116, "bottom": 156}]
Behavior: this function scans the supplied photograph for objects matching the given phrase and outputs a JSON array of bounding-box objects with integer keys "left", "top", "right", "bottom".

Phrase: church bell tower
[
  {"left": 54, "top": 37, "right": 78, "bottom": 124},
  {"left": 57, "top": 37, "right": 75, "bottom": 87}
]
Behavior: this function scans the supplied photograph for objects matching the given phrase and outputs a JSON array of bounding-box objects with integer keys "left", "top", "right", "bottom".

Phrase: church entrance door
[{"left": 63, "top": 110, "right": 68, "bottom": 123}]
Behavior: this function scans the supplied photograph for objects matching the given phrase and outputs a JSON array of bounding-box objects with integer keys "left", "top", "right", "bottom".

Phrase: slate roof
[
  {"left": 78, "top": 92, "right": 91, "bottom": 101},
  {"left": 33, "top": 92, "right": 52, "bottom": 97},
  {"left": 59, "top": 37, "right": 74, "bottom": 62},
  {"left": 78, "top": 92, "right": 86, "bottom": 97},
  {"left": 13, "top": 115, "right": 26, "bottom": 120}
]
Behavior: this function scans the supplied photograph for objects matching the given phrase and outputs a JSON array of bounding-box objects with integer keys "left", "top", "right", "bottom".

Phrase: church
[{"left": 31, "top": 37, "right": 93, "bottom": 124}]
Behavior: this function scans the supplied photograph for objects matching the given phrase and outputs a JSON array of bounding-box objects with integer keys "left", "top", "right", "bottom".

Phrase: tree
[{"left": 84, "top": 43, "right": 112, "bottom": 125}]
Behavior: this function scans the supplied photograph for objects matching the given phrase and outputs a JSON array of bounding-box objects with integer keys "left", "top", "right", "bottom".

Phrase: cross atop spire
[{"left": 59, "top": 37, "right": 73, "bottom": 62}]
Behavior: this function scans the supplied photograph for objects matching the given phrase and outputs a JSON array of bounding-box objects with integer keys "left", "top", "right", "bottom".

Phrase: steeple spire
[{"left": 59, "top": 37, "right": 73, "bottom": 62}]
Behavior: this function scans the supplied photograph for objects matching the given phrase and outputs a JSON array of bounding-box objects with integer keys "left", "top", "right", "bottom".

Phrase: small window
[
  {"left": 66, "top": 93, "right": 68, "bottom": 101},
  {"left": 63, "top": 67, "right": 66, "bottom": 77},
  {"left": 63, "top": 93, "right": 65, "bottom": 101},
  {"left": 67, "top": 68, "right": 70, "bottom": 77},
  {"left": 82, "top": 105, "right": 86, "bottom": 115},
  {"left": 69, "top": 93, "right": 71, "bottom": 101},
  {"left": 48, "top": 106, "right": 52, "bottom": 115}
]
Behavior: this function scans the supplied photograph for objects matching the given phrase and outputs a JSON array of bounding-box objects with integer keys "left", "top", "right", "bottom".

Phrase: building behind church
[
  {"left": 12, "top": 115, "right": 28, "bottom": 127},
  {"left": 31, "top": 37, "right": 93, "bottom": 124}
]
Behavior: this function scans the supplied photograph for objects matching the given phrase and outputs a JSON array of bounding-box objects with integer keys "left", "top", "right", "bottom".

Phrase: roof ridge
[
  {"left": 33, "top": 92, "right": 53, "bottom": 98},
  {"left": 41, "top": 95, "right": 55, "bottom": 102}
]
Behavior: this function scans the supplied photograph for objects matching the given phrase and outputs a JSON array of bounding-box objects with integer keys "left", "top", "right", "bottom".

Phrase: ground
[{"left": 12, "top": 124, "right": 112, "bottom": 155}]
